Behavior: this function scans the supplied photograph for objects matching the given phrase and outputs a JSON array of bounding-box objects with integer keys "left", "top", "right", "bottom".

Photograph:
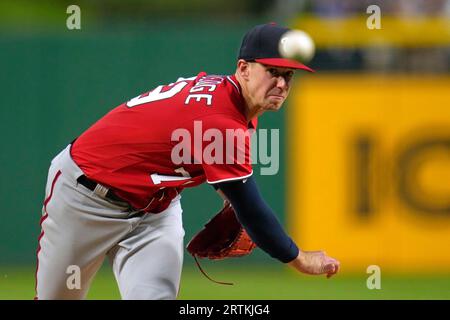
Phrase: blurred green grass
[{"left": 1, "top": 264, "right": 449, "bottom": 300}]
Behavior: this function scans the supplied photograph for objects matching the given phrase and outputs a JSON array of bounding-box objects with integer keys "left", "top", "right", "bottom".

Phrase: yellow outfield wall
[
  {"left": 292, "top": 16, "right": 450, "bottom": 47},
  {"left": 288, "top": 75, "right": 450, "bottom": 273}
]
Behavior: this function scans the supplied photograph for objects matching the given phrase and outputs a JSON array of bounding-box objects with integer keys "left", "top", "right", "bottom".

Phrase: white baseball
[{"left": 279, "top": 30, "right": 315, "bottom": 64}]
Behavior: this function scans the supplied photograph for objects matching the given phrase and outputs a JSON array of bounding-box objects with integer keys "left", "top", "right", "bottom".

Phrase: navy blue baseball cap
[{"left": 238, "top": 23, "right": 314, "bottom": 72}]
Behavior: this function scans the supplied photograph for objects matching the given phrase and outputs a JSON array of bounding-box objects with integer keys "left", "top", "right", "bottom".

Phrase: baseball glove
[{"left": 186, "top": 201, "right": 257, "bottom": 284}]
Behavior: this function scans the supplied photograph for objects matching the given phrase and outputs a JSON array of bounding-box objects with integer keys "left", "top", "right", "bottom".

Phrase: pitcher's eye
[
  {"left": 285, "top": 71, "right": 294, "bottom": 82},
  {"left": 267, "top": 68, "right": 279, "bottom": 78}
]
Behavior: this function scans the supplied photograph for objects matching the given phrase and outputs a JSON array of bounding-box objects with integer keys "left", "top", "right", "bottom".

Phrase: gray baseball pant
[{"left": 35, "top": 145, "right": 185, "bottom": 299}]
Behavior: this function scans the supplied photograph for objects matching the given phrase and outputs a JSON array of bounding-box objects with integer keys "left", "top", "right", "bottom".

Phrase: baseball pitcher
[{"left": 35, "top": 23, "right": 340, "bottom": 300}]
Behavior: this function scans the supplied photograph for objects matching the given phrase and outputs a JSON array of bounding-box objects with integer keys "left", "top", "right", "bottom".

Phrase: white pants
[{"left": 35, "top": 145, "right": 185, "bottom": 300}]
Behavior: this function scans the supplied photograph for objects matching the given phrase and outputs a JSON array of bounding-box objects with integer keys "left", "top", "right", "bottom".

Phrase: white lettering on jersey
[
  {"left": 185, "top": 94, "right": 212, "bottom": 105},
  {"left": 174, "top": 167, "right": 191, "bottom": 177},
  {"left": 190, "top": 84, "right": 217, "bottom": 92},
  {"left": 127, "top": 81, "right": 188, "bottom": 107},
  {"left": 184, "top": 75, "right": 224, "bottom": 106},
  {"left": 150, "top": 173, "right": 191, "bottom": 185}
]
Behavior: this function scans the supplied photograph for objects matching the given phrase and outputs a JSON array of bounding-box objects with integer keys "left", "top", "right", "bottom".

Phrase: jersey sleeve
[{"left": 199, "top": 115, "right": 254, "bottom": 184}]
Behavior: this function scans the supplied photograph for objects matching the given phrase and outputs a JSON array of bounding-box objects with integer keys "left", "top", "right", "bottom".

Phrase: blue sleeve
[{"left": 213, "top": 176, "right": 299, "bottom": 263}]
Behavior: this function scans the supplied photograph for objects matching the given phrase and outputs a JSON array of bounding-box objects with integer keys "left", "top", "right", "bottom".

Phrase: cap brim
[{"left": 255, "top": 58, "right": 315, "bottom": 72}]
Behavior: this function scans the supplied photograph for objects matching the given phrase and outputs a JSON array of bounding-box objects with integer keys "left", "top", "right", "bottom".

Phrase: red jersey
[{"left": 71, "top": 72, "right": 257, "bottom": 213}]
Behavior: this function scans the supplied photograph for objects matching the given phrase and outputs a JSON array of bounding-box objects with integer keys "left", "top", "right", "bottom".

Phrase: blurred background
[{"left": 0, "top": 0, "right": 449, "bottom": 299}]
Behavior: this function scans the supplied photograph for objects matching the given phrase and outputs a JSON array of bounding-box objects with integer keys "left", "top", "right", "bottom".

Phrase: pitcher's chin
[{"left": 267, "top": 101, "right": 284, "bottom": 112}]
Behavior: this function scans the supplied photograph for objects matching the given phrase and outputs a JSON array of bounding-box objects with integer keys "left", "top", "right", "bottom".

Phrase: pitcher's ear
[{"left": 236, "top": 59, "right": 251, "bottom": 80}]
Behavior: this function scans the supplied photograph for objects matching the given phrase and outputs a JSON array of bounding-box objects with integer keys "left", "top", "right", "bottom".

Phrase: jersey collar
[
  {"left": 227, "top": 74, "right": 258, "bottom": 129},
  {"left": 226, "top": 75, "right": 241, "bottom": 95}
]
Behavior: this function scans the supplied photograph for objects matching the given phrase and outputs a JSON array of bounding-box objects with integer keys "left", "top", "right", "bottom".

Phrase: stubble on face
[
  {"left": 237, "top": 61, "right": 294, "bottom": 120},
  {"left": 258, "top": 68, "right": 292, "bottom": 112}
]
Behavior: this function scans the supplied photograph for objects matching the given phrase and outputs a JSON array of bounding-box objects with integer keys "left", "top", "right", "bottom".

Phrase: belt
[{"left": 77, "top": 175, "right": 129, "bottom": 205}]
